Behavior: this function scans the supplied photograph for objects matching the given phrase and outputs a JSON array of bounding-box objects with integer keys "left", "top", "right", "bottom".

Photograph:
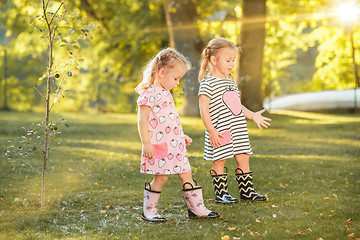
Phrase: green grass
[{"left": 0, "top": 110, "right": 359, "bottom": 239}]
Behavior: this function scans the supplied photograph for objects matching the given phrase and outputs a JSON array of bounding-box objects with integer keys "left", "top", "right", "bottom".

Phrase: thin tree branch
[
  {"left": 33, "top": 86, "right": 45, "bottom": 99},
  {"left": 49, "top": 2, "right": 64, "bottom": 26},
  {"left": 12, "top": 158, "right": 41, "bottom": 175}
]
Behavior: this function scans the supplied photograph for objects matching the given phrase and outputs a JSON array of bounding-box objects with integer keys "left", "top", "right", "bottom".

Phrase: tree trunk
[
  {"left": 3, "top": 49, "right": 9, "bottom": 110},
  {"left": 237, "top": 0, "right": 266, "bottom": 111},
  {"left": 164, "top": 0, "right": 201, "bottom": 116}
]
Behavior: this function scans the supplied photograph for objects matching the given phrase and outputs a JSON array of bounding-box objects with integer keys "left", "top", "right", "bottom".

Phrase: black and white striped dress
[{"left": 198, "top": 76, "right": 253, "bottom": 161}]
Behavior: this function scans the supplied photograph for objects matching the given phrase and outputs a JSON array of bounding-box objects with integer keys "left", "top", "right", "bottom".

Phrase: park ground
[{"left": 0, "top": 110, "right": 359, "bottom": 239}]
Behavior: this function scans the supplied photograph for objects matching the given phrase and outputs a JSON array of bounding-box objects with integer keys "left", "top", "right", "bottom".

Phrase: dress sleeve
[
  {"left": 198, "top": 79, "right": 212, "bottom": 98},
  {"left": 137, "top": 89, "right": 155, "bottom": 108}
]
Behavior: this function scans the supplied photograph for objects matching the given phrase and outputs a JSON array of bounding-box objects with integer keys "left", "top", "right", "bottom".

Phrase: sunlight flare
[{"left": 335, "top": 2, "right": 360, "bottom": 22}]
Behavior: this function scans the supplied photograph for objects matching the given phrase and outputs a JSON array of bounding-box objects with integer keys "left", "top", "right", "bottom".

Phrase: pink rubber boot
[
  {"left": 182, "top": 181, "right": 220, "bottom": 219},
  {"left": 142, "top": 182, "right": 167, "bottom": 222}
]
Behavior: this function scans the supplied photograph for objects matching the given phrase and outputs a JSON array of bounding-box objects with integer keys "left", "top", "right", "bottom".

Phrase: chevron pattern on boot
[
  {"left": 211, "top": 172, "right": 238, "bottom": 204},
  {"left": 235, "top": 170, "right": 267, "bottom": 201}
]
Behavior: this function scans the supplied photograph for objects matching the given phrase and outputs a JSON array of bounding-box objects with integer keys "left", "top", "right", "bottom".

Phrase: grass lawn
[{"left": 0, "top": 110, "right": 359, "bottom": 239}]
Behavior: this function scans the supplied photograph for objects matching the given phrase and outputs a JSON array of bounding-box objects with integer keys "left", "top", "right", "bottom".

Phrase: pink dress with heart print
[{"left": 137, "top": 85, "right": 191, "bottom": 175}]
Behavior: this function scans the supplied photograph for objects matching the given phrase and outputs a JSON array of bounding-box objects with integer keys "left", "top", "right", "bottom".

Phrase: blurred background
[{"left": 1, "top": 0, "right": 359, "bottom": 115}]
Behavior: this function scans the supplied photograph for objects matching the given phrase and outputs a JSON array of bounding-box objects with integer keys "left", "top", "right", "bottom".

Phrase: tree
[
  {"left": 237, "top": 0, "right": 266, "bottom": 111},
  {"left": 164, "top": 0, "right": 202, "bottom": 116}
]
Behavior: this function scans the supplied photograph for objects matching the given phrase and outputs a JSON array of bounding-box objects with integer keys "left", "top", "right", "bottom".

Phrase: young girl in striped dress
[{"left": 198, "top": 38, "right": 271, "bottom": 204}]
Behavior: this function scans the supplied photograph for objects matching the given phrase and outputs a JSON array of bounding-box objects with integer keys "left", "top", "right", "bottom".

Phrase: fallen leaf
[
  {"left": 228, "top": 227, "right": 236, "bottom": 231},
  {"left": 221, "top": 235, "right": 230, "bottom": 240},
  {"left": 286, "top": 230, "right": 291, "bottom": 233},
  {"left": 100, "top": 210, "right": 106, "bottom": 214},
  {"left": 303, "top": 198, "right": 308, "bottom": 202},
  {"left": 279, "top": 183, "right": 285, "bottom": 188},
  {"left": 104, "top": 189, "right": 108, "bottom": 192},
  {"left": 115, "top": 206, "right": 120, "bottom": 210},
  {"left": 317, "top": 238, "right": 324, "bottom": 240},
  {"left": 307, "top": 228, "right": 312, "bottom": 232},
  {"left": 111, "top": 216, "right": 119, "bottom": 221},
  {"left": 324, "top": 197, "right": 330, "bottom": 200},
  {"left": 94, "top": 182, "right": 99, "bottom": 186},
  {"left": 346, "top": 221, "right": 352, "bottom": 226},
  {"left": 137, "top": 217, "right": 143, "bottom": 221},
  {"left": 332, "top": 194, "right": 338, "bottom": 198},
  {"left": 14, "top": 198, "right": 21, "bottom": 202},
  {"left": 255, "top": 232, "right": 261, "bottom": 236},
  {"left": 31, "top": 193, "right": 36, "bottom": 196},
  {"left": 105, "top": 205, "right": 111, "bottom": 209},
  {"left": 273, "top": 214, "right": 277, "bottom": 218},
  {"left": 298, "top": 232, "right": 305, "bottom": 235},
  {"left": 256, "top": 219, "right": 261, "bottom": 223},
  {"left": 61, "top": 207, "right": 65, "bottom": 211},
  {"left": 271, "top": 204, "right": 278, "bottom": 208},
  {"left": 348, "top": 233, "right": 355, "bottom": 238}
]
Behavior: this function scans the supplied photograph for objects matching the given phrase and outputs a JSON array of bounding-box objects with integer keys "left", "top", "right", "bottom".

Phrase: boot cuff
[{"left": 144, "top": 182, "right": 161, "bottom": 194}]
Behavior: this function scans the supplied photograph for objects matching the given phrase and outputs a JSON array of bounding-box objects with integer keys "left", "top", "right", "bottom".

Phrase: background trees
[{"left": 1, "top": 0, "right": 359, "bottom": 115}]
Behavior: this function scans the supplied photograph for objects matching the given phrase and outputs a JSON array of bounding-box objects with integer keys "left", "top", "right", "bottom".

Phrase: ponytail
[{"left": 198, "top": 47, "right": 211, "bottom": 82}]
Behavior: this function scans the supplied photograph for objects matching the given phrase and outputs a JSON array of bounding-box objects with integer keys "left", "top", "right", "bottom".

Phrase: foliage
[
  {"left": 0, "top": 111, "right": 359, "bottom": 239},
  {"left": 5, "top": 119, "right": 67, "bottom": 174},
  {"left": 1, "top": 0, "right": 359, "bottom": 112}
]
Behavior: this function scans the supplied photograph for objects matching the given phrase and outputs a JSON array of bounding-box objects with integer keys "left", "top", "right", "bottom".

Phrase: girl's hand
[
  {"left": 209, "top": 130, "right": 223, "bottom": 148},
  {"left": 184, "top": 134, "right": 192, "bottom": 146},
  {"left": 252, "top": 109, "right": 272, "bottom": 130},
  {"left": 142, "top": 143, "right": 154, "bottom": 159}
]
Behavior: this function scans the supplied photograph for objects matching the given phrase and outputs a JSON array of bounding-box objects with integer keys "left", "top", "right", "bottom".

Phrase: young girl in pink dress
[{"left": 135, "top": 48, "right": 219, "bottom": 222}]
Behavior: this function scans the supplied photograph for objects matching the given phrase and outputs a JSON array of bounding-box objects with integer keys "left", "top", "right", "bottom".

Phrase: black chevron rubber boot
[
  {"left": 210, "top": 167, "right": 238, "bottom": 204},
  {"left": 235, "top": 168, "right": 267, "bottom": 201}
]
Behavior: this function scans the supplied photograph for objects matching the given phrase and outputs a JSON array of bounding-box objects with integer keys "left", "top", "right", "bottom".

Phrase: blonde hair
[
  {"left": 198, "top": 37, "right": 237, "bottom": 82},
  {"left": 135, "top": 48, "right": 191, "bottom": 94}
]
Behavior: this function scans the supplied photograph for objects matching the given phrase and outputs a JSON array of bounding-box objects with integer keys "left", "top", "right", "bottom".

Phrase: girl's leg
[
  {"left": 210, "top": 159, "right": 238, "bottom": 204},
  {"left": 234, "top": 154, "right": 250, "bottom": 172},
  {"left": 142, "top": 174, "right": 169, "bottom": 222},
  {"left": 234, "top": 154, "right": 266, "bottom": 201},
  {"left": 150, "top": 174, "right": 168, "bottom": 191},
  {"left": 212, "top": 159, "right": 227, "bottom": 174},
  {"left": 177, "top": 171, "right": 195, "bottom": 189}
]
